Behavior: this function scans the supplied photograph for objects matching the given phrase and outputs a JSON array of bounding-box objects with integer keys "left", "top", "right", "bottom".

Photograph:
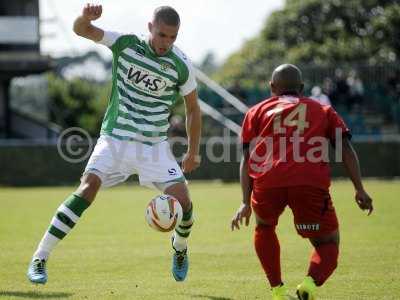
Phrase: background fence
[{"left": 1, "top": 139, "right": 399, "bottom": 186}]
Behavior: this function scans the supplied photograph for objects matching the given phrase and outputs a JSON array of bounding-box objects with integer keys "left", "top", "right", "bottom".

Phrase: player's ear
[
  {"left": 269, "top": 81, "right": 275, "bottom": 94},
  {"left": 148, "top": 22, "right": 153, "bottom": 33}
]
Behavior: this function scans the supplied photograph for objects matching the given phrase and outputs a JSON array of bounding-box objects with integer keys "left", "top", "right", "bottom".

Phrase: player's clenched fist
[{"left": 82, "top": 4, "right": 102, "bottom": 21}]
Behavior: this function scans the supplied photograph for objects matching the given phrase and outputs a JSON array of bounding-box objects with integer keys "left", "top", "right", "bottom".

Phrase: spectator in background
[
  {"left": 323, "top": 77, "right": 335, "bottom": 102},
  {"left": 310, "top": 86, "right": 331, "bottom": 106},
  {"left": 331, "top": 69, "right": 350, "bottom": 107},
  {"left": 387, "top": 70, "right": 400, "bottom": 98},
  {"left": 386, "top": 70, "right": 400, "bottom": 130},
  {"left": 347, "top": 70, "right": 364, "bottom": 110}
]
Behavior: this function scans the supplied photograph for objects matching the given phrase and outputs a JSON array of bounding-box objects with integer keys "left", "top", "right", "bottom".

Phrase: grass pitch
[{"left": 0, "top": 180, "right": 399, "bottom": 299}]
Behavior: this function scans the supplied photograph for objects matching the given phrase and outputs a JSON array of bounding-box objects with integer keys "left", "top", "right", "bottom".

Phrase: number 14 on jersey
[{"left": 272, "top": 103, "right": 310, "bottom": 134}]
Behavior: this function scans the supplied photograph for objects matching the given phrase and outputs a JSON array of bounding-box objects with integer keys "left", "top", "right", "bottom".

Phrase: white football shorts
[{"left": 83, "top": 135, "right": 185, "bottom": 190}]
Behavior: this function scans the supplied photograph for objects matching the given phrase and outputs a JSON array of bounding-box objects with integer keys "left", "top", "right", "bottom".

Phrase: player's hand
[
  {"left": 182, "top": 153, "right": 200, "bottom": 173},
  {"left": 355, "top": 189, "right": 373, "bottom": 215},
  {"left": 82, "top": 4, "right": 102, "bottom": 21},
  {"left": 231, "top": 203, "right": 252, "bottom": 231}
]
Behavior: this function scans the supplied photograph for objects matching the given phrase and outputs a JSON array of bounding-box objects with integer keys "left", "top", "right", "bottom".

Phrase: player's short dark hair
[
  {"left": 153, "top": 6, "right": 180, "bottom": 26},
  {"left": 271, "top": 64, "right": 303, "bottom": 94}
]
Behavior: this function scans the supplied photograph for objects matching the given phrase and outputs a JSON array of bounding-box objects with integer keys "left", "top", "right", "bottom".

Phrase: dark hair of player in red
[{"left": 270, "top": 64, "right": 305, "bottom": 96}]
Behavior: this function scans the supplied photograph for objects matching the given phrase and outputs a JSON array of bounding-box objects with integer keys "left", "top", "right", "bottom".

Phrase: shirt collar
[{"left": 145, "top": 35, "right": 172, "bottom": 57}]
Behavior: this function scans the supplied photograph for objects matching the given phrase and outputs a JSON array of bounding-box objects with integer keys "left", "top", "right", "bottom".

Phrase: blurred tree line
[
  {"left": 47, "top": 73, "right": 110, "bottom": 136},
  {"left": 214, "top": 0, "right": 400, "bottom": 86},
  {"left": 46, "top": 72, "right": 184, "bottom": 136}
]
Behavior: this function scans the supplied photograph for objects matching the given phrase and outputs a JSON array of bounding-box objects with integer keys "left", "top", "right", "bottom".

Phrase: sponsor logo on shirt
[{"left": 126, "top": 64, "right": 168, "bottom": 97}]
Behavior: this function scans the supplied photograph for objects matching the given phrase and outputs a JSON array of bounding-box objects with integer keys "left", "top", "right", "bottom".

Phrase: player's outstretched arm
[
  {"left": 342, "top": 137, "right": 374, "bottom": 215},
  {"left": 73, "top": 4, "right": 104, "bottom": 42}
]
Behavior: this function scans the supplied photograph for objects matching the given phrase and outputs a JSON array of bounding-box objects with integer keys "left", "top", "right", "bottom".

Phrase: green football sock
[
  {"left": 33, "top": 194, "right": 90, "bottom": 260},
  {"left": 173, "top": 204, "right": 194, "bottom": 251}
]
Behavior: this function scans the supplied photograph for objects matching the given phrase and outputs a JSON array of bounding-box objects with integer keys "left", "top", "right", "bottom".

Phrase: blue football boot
[
  {"left": 171, "top": 237, "right": 189, "bottom": 281},
  {"left": 27, "top": 258, "right": 47, "bottom": 284}
]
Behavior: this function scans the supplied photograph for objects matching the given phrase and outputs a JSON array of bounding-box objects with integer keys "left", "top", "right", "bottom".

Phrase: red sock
[
  {"left": 254, "top": 224, "right": 282, "bottom": 287},
  {"left": 307, "top": 243, "right": 339, "bottom": 286}
]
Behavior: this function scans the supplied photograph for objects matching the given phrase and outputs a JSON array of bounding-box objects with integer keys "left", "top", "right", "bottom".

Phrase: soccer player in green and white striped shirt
[{"left": 27, "top": 4, "right": 201, "bottom": 284}]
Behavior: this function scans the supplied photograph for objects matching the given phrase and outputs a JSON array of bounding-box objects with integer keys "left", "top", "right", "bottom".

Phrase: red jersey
[{"left": 241, "top": 95, "right": 350, "bottom": 190}]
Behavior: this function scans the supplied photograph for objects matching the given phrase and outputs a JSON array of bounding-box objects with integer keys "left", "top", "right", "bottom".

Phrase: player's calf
[
  {"left": 307, "top": 231, "right": 339, "bottom": 286},
  {"left": 164, "top": 182, "right": 191, "bottom": 212},
  {"left": 75, "top": 173, "right": 102, "bottom": 203},
  {"left": 296, "top": 231, "right": 339, "bottom": 298}
]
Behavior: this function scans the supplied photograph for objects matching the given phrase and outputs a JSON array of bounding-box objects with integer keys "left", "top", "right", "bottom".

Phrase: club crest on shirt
[{"left": 160, "top": 62, "right": 170, "bottom": 72}]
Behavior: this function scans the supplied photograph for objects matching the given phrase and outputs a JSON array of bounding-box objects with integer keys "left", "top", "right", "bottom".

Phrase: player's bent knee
[
  {"left": 255, "top": 223, "right": 274, "bottom": 231},
  {"left": 309, "top": 230, "right": 340, "bottom": 247},
  {"left": 254, "top": 224, "right": 276, "bottom": 240},
  {"left": 255, "top": 217, "right": 267, "bottom": 226},
  {"left": 164, "top": 182, "right": 191, "bottom": 212},
  {"left": 254, "top": 212, "right": 274, "bottom": 227},
  {"left": 76, "top": 173, "right": 101, "bottom": 203}
]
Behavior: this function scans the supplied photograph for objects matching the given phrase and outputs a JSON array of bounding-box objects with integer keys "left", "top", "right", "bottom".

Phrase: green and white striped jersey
[{"left": 97, "top": 31, "right": 197, "bottom": 145}]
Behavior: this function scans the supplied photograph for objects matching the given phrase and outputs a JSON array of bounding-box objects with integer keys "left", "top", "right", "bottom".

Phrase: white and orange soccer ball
[{"left": 145, "top": 194, "right": 183, "bottom": 232}]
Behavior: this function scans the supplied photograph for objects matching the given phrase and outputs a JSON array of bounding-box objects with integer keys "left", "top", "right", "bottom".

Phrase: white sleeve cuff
[
  {"left": 97, "top": 31, "right": 123, "bottom": 47},
  {"left": 180, "top": 80, "right": 197, "bottom": 96},
  {"left": 179, "top": 63, "right": 198, "bottom": 96}
]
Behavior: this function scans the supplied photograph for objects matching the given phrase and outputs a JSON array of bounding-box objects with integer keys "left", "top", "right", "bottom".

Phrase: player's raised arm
[{"left": 73, "top": 4, "right": 104, "bottom": 42}]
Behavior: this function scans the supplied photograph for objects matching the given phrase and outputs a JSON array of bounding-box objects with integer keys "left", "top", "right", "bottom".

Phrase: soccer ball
[{"left": 145, "top": 194, "right": 183, "bottom": 232}]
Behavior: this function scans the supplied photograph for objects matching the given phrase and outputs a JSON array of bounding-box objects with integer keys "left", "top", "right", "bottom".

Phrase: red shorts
[{"left": 251, "top": 186, "right": 339, "bottom": 238}]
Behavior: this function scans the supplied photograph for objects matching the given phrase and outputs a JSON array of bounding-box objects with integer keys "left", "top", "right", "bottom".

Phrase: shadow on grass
[
  {"left": 188, "top": 293, "right": 298, "bottom": 300},
  {"left": 189, "top": 294, "right": 234, "bottom": 300},
  {"left": 0, "top": 291, "right": 73, "bottom": 299}
]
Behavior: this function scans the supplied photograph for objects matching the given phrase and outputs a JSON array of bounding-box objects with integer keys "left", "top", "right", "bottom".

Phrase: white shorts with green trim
[{"left": 83, "top": 135, "right": 185, "bottom": 190}]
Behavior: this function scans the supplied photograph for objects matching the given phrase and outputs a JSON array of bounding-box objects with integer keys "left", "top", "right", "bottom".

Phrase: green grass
[{"left": 0, "top": 180, "right": 399, "bottom": 299}]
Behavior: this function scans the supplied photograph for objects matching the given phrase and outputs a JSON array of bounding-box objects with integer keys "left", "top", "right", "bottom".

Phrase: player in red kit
[{"left": 231, "top": 64, "right": 373, "bottom": 300}]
